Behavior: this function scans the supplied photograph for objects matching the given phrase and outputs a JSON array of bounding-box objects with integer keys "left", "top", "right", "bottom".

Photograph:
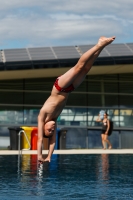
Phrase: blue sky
[{"left": 0, "top": 0, "right": 133, "bottom": 49}]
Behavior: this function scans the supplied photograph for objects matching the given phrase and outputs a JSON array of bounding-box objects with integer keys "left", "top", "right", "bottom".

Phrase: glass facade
[{"left": 0, "top": 74, "right": 133, "bottom": 128}]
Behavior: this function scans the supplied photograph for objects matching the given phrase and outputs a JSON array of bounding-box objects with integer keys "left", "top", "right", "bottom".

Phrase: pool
[{"left": 0, "top": 154, "right": 133, "bottom": 200}]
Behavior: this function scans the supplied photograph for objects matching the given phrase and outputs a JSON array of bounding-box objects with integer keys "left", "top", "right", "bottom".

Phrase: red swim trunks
[{"left": 54, "top": 77, "right": 75, "bottom": 93}]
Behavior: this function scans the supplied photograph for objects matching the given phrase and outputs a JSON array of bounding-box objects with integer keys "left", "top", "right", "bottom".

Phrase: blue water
[{"left": 0, "top": 154, "right": 133, "bottom": 200}]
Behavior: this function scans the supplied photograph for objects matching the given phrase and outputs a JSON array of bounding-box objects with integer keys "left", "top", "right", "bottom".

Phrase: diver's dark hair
[
  {"left": 43, "top": 135, "right": 50, "bottom": 138},
  {"left": 43, "top": 132, "right": 53, "bottom": 138}
]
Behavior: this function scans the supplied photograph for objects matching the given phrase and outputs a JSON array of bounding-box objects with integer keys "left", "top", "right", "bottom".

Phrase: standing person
[
  {"left": 96, "top": 111, "right": 112, "bottom": 149},
  {"left": 38, "top": 36, "right": 115, "bottom": 163}
]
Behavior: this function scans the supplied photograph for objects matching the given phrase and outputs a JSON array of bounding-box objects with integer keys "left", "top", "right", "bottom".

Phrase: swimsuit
[
  {"left": 54, "top": 77, "right": 75, "bottom": 93},
  {"left": 101, "top": 120, "right": 107, "bottom": 134}
]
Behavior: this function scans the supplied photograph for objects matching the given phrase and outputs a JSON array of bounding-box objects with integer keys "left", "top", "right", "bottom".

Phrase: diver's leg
[{"left": 58, "top": 36, "right": 115, "bottom": 89}]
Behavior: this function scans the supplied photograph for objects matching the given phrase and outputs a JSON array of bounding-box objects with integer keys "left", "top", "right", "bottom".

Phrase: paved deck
[{"left": 0, "top": 149, "right": 133, "bottom": 155}]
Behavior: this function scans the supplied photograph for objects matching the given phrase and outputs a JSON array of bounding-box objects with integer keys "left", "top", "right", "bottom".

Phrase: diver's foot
[
  {"left": 108, "top": 145, "right": 112, "bottom": 149},
  {"left": 97, "top": 36, "right": 115, "bottom": 48},
  {"left": 102, "top": 147, "right": 106, "bottom": 150}
]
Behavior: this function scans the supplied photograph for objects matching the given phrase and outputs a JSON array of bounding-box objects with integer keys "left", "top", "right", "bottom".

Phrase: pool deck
[{"left": 0, "top": 149, "right": 133, "bottom": 155}]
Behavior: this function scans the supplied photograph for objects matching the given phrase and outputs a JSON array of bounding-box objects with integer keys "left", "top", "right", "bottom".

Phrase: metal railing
[{"left": 18, "top": 130, "right": 31, "bottom": 155}]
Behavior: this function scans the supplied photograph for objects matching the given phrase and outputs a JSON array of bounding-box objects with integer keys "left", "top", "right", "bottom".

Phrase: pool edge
[{"left": 0, "top": 149, "right": 133, "bottom": 155}]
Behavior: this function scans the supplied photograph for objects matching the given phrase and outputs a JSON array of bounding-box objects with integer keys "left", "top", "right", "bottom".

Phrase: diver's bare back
[{"left": 41, "top": 86, "right": 69, "bottom": 123}]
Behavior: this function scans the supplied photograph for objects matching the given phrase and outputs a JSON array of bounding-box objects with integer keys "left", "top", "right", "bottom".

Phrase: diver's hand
[
  {"left": 44, "top": 157, "right": 51, "bottom": 163},
  {"left": 38, "top": 157, "right": 46, "bottom": 164}
]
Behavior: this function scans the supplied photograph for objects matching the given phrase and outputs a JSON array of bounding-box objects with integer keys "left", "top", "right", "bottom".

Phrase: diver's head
[{"left": 43, "top": 121, "right": 55, "bottom": 138}]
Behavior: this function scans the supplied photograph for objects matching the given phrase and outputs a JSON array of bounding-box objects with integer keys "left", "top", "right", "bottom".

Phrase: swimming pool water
[{"left": 0, "top": 154, "right": 133, "bottom": 200}]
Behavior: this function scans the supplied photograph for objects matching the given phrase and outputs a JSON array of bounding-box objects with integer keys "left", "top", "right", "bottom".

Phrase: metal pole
[{"left": 18, "top": 130, "right": 31, "bottom": 154}]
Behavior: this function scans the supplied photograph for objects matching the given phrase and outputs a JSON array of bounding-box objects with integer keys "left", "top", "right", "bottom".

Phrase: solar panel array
[
  {"left": 105, "top": 44, "right": 133, "bottom": 56},
  {"left": 0, "top": 51, "right": 4, "bottom": 70},
  {"left": 4, "top": 48, "right": 30, "bottom": 62},
  {"left": 79, "top": 44, "right": 133, "bottom": 57},
  {"left": 78, "top": 45, "right": 110, "bottom": 57},
  {"left": 78, "top": 45, "right": 94, "bottom": 53},
  {"left": 0, "top": 51, "right": 3, "bottom": 63},
  {"left": 52, "top": 46, "right": 80, "bottom": 59},
  {"left": 126, "top": 43, "right": 133, "bottom": 52},
  {"left": 28, "top": 47, "right": 56, "bottom": 60},
  {"left": 1, "top": 43, "right": 133, "bottom": 69}
]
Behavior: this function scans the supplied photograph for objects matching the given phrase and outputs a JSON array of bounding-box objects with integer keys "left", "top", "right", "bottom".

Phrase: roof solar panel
[
  {"left": 52, "top": 46, "right": 80, "bottom": 59},
  {"left": 126, "top": 44, "right": 133, "bottom": 52},
  {"left": 0, "top": 52, "right": 3, "bottom": 63},
  {"left": 28, "top": 47, "right": 56, "bottom": 60},
  {"left": 98, "top": 49, "right": 110, "bottom": 57},
  {"left": 78, "top": 45, "right": 110, "bottom": 57},
  {"left": 4, "top": 49, "right": 30, "bottom": 62},
  {"left": 0, "top": 51, "right": 5, "bottom": 69},
  {"left": 105, "top": 44, "right": 133, "bottom": 56},
  {"left": 78, "top": 45, "right": 94, "bottom": 54},
  {"left": 0, "top": 42, "right": 132, "bottom": 70}
]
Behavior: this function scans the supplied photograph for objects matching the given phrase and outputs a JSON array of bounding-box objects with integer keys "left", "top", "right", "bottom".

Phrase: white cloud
[{"left": 0, "top": 0, "right": 133, "bottom": 48}]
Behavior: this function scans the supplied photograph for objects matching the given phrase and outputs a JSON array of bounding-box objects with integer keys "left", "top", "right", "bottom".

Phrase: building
[{"left": 0, "top": 43, "right": 133, "bottom": 149}]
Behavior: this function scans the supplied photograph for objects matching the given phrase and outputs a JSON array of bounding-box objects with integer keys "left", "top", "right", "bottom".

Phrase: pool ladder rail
[{"left": 18, "top": 130, "right": 31, "bottom": 155}]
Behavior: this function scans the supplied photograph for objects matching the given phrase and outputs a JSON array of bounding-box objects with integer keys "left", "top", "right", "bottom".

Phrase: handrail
[
  {"left": 58, "top": 125, "right": 133, "bottom": 131},
  {"left": 18, "top": 130, "right": 31, "bottom": 155}
]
